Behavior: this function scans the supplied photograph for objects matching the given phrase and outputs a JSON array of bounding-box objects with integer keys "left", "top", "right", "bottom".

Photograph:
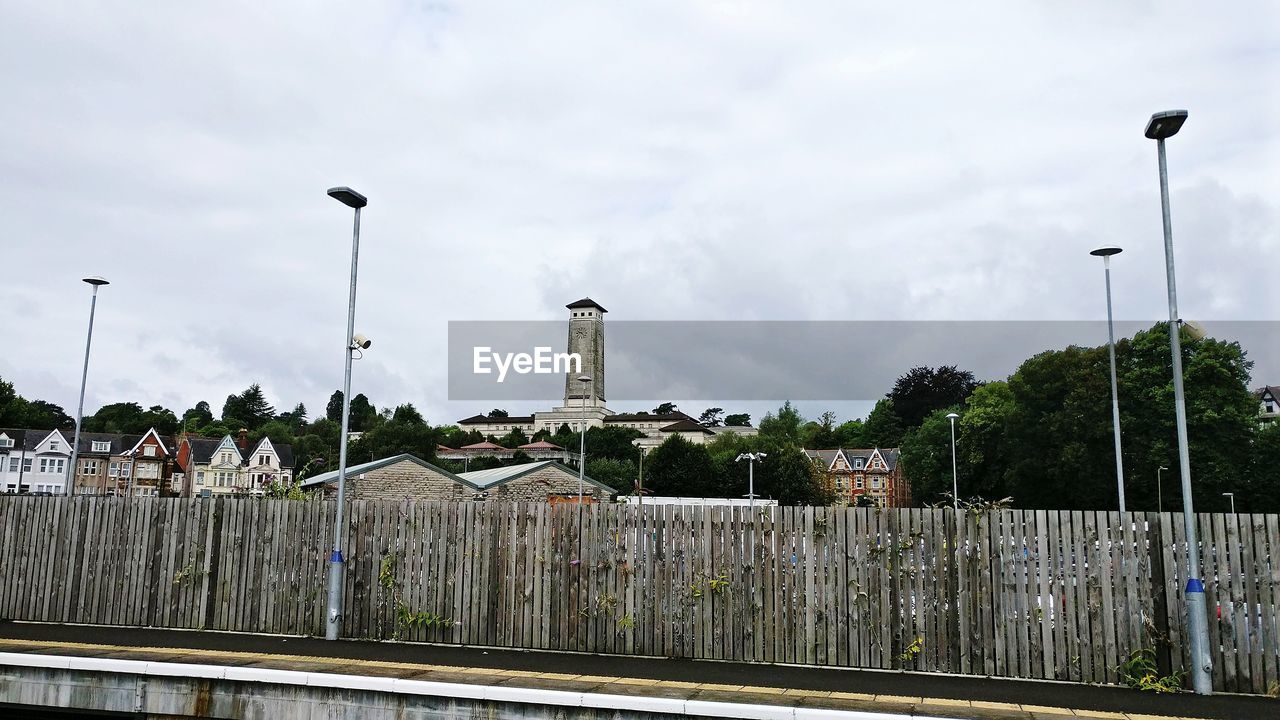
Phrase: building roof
[
  {"left": 457, "top": 414, "right": 535, "bottom": 425},
  {"left": 518, "top": 440, "right": 564, "bottom": 450},
  {"left": 300, "top": 454, "right": 465, "bottom": 488},
  {"left": 604, "top": 411, "right": 695, "bottom": 424},
  {"left": 460, "top": 441, "right": 508, "bottom": 450},
  {"left": 805, "top": 448, "right": 901, "bottom": 472},
  {"left": 1257, "top": 385, "right": 1280, "bottom": 400},
  {"left": 566, "top": 297, "right": 607, "bottom": 313},
  {"left": 183, "top": 434, "right": 294, "bottom": 468},
  {"left": 458, "top": 460, "right": 614, "bottom": 494},
  {"left": 660, "top": 419, "right": 715, "bottom": 434}
]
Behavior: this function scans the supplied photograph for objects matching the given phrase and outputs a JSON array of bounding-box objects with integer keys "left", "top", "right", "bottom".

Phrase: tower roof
[{"left": 566, "top": 297, "right": 607, "bottom": 313}]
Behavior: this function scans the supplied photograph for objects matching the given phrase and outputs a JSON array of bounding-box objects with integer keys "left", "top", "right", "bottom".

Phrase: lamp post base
[
  {"left": 325, "top": 551, "right": 345, "bottom": 641},
  {"left": 1185, "top": 580, "right": 1213, "bottom": 694}
]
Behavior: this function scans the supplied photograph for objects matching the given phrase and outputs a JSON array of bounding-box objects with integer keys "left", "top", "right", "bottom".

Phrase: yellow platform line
[{"left": 0, "top": 639, "right": 1201, "bottom": 720}]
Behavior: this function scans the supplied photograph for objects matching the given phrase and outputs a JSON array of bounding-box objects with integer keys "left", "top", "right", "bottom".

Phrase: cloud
[{"left": 0, "top": 1, "right": 1276, "bottom": 427}]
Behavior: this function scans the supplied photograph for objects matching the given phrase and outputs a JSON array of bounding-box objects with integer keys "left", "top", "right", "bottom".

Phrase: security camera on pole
[{"left": 735, "top": 452, "right": 766, "bottom": 508}]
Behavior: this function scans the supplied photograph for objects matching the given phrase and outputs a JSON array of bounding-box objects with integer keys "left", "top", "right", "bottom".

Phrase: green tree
[
  {"left": 585, "top": 457, "right": 638, "bottom": 493},
  {"left": 326, "top": 391, "right": 344, "bottom": 422},
  {"left": 833, "top": 420, "right": 866, "bottom": 448},
  {"left": 889, "top": 365, "right": 978, "bottom": 428},
  {"left": 698, "top": 407, "right": 724, "bottom": 427},
  {"left": 800, "top": 410, "right": 838, "bottom": 448},
  {"left": 348, "top": 393, "right": 377, "bottom": 432},
  {"left": 182, "top": 401, "right": 213, "bottom": 429},
  {"left": 652, "top": 402, "right": 679, "bottom": 415},
  {"left": 862, "top": 398, "right": 905, "bottom": 447},
  {"left": 723, "top": 413, "right": 751, "bottom": 427},
  {"left": 958, "top": 381, "right": 1015, "bottom": 499},
  {"left": 222, "top": 384, "right": 275, "bottom": 430},
  {"left": 758, "top": 401, "right": 803, "bottom": 443},
  {"left": 644, "top": 435, "right": 719, "bottom": 497},
  {"left": 899, "top": 407, "right": 961, "bottom": 505},
  {"left": 487, "top": 408, "right": 509, "bottom": 418}
]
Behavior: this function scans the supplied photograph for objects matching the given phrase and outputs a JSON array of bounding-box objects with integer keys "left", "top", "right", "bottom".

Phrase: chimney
[{"left": 237, "top": 428, "right": 248, "bottom": 451}]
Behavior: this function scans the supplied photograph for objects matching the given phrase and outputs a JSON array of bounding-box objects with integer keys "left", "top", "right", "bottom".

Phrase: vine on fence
[{"left": 378, "top": 553, "right": 453, "bottom": 639}]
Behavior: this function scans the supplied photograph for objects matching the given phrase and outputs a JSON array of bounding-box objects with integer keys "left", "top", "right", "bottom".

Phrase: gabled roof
[
  {"left": 245, "top": 436, "right": 295, "bottom": 468},
  {"left": 519, "top": 440, "right": 564, "bottom": 450},
  {"left": 458, "top": 414, "right": 535, "bottom": 425},
  {"left": 1257, "top": 385, "right": 1280, "bottom": 401},
  {"left": 804, "top": 447, "right": 901, "bottom": 472},
  {"left": 125, "top": 428, "right": 171, "bottom": 457},
  {"left": 566, "top": 297, "right": 607, "bottom": 313},
  {"left": 660, "top": 419, "right": 714, "bottom": 434},
  {"left": 458, "top": 460, "right": 614, "bottom": 494},
  {"left": 300, "top": 453, "right": 467, "bottom": 488},
  {"left": 460, "top": 441, "right": 507, "bottom": 450},
  {"left": 184, "top": 437, "right": 223, "bottom": 464}
]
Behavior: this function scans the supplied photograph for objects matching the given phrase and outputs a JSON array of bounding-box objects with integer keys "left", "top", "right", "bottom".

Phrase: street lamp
[
  {"left": 324, "top": 185, "right": 367, "bottom": 642},
  {"left": 1091, "top": 246, "right": 1127, "bottom": 512},
  {"left": 1157, "top": 465, "right": 1168, "bottom": 513},
  {"left": 1222, "top": 492, "right": 1235, "bottom": 514},
  {"left": 945, "top": 413, "right": 959, "bottom": 510},
  {"left": 577, "top": 374, "right": 592, "bottom": 502},
  {"left": 735, "top": 452, "right": 767, "bottom": 509},
  {"left": 67, "top": 277, "right": 108, "bottom": 498},
  {"left": 1146, "top": 108, "right": 1211, "bottom": 695}
]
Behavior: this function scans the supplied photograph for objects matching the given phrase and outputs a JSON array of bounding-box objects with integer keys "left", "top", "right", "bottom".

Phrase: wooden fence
[{"left": 1, "top": 497, "right": 1277, "bottom": 694}]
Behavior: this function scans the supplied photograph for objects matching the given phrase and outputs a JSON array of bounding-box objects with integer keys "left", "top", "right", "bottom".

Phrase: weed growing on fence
[
  {"left": 897, "top": 636, "right": 925, "bottom": 666},
  {"left": 378, "top": 553, "right": 453, "bottom": 639},
  {"left": 172, "top": 561, "right": 205, "bottom": 587},
  {"left": 1119, "top": 648, "right": 1185, "bottom": 693}
]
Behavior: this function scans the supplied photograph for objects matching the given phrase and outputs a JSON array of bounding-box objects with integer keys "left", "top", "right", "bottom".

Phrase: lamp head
[
  {"left": 82, "top": 276, "right": 109, "bottom": 286},
  {"left": 577, "top": 374, "right": 592, "bottom": 384},
  {"left": 1145, "top": 110, "right": 1188, "bottom": 140},
  {"left": 946, "top": 412, "right": 959, "bottom": 420},
  {"left": 1089, "top": 246, "right": 1123, "bottom": 257},
  {"left": 327, "top": 186, "right": 367, "bottom": 209},
  {"left": 1181, "top": 319, "right": 1206, "bottom": 341}
]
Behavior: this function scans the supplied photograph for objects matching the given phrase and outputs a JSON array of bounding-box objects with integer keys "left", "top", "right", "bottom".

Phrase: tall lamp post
[
  {"left": 945, "top": 412, "right": 960, "bottom": 510},
  {"left": 1146, "top": 108, "right": 1211, "bottom": 695},
  {"left": 1091, "top": 246, "right": 1127, "bottom": 512},
  {"left": 68, "top": 277, "right": 109, "bottom": 498},
  {"left": 1222, "top": 492, "right": 1235, "bottom": 514},
  {"left": 735, "top": 452, "right": 766, "bottom": 508},
  {"left": 325, "top": 185, "right": 367, "bottom": 642},
  {"left": 576, "top": 374, "right": 592, "bottom": 502},
  {"left": 1157, "top": 465, "right": 1168, "bottom": 513}
]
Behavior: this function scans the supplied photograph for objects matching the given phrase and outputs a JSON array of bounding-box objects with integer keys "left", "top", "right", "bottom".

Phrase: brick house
[
  {"left": 804, "top": 448, "right": 908, "bottom": 508},
  {"left": 300, "top": 455, "right": 614, "bottom": 503}
]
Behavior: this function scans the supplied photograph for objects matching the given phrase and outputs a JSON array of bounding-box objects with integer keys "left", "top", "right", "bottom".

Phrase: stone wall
[
  {"left": 485, "top": 465, "right": 610, "bottom": 502},
  {"left": 323, "top": 459, "right": 471, "bottom": 501}
]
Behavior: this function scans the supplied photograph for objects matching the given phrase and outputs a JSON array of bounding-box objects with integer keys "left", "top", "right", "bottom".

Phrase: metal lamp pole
[
  {"left": 1147, "top": 109, "right": 1211, "bottom": 695},
  {"left": 68, "top": 277, "right": 109, "bottom": 497},
  {"left": 735, "top": 452, "right": 766, "bottom": 509},
  {"left": 946, "top": 413, "right": 959, "bottom": 510},
  {"left": 1222, "top": 492, "right": 1235, "bottom": 514},
  {"left": 325, "top": 185, "right": 367, "bottom": 641},
  {"left": 577, "top": 374, "right": 592, "bottom": 502},
  {"left": 1091, "top": 246, "right": 1127, "bottom": 512}
]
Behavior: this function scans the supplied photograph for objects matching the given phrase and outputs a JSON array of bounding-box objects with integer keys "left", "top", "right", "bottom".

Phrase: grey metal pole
[
  {"left": 1223, "top": 493, "right": 1235, "bottom": 514},
  {"left": 578, "top": 385, "right": 585, "bottom": 502},
  {"left": 947, "top": 414, "right": 959, "bottom": 510},
  {"left": 748, "top": 457, "right": 754, "bottom": 510},
  {"left": 326, "top": 204, "right": 360, "bottom": 641},
  {"left": 1103, "top": 255, "right": 1127, "bottom": 512},
  {"left": 68, "top": 280, "right": 106, "bottom": 497},
  {"left": 1157, "top": 133, "right": 1212, "bottom": 695},
  {"left": 1158, "top": 466, "right": 1166, "bottom": 514}
]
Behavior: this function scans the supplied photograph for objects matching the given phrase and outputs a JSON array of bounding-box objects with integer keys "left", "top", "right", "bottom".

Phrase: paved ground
[{"left": 1, "top": 621, "right": 1274, "bottom": 719}]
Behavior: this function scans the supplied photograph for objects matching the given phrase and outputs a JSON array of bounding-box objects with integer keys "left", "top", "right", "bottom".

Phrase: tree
[
  {"left": 347, "top": 403, "right": 441, "bottom": 462},
  {"left": 723, "top": 413, "right": 751, "bottom": 427},
  {"left": 326, "top": 391, "right": 344, "bottom": 422},
  {"left": 698, "top": 408, "right": 724, "bottom": 427},
  {"left": 183, "top": 401, "right": 213, "bottom": 429},
  {"left": 833, "top": 420, "right": 866, "bottom": 448},
  {"left": 497, "top": 427, "right": 529, "bottom": 448},
  {"left": 348, "top": 393, "right": 377, "bottom": 432},
  {"left": 487, "top": 409, "right": 509, "bottom": 418},
  {"left": 899, "top": 407, "right": 961, "bottom": 505},
  {"left": 758, "top": 401, "right": 803, "bottom": 443},
  {"left": 958, "top": 381, "right": 1015, "bottom": 500},
  {"left": 585, "top": 457, "right": 638, "bottom": 494},
  {"left": 889, "top": 365, "right": 979, "bottom": 428},
  {"left": 652, "top": 402, "right": 679, "bottom": 415},
  {"left": 801, "top": 411, "right": 838, "bottom": 448},
  {"left": 644, "top": 435, "right": 719, "bottom": 497},
  {"left": 862, "top": 398, "right": 905, "bottom": 447},
  {"left": 4, "top": 398, "right": 73, "bottom": 431},
  {"left": 222, "top": 384, "right": 275, "bottom": 430},
  {"left": 277, "top": 403, "right": 308, "bottom": 428}
]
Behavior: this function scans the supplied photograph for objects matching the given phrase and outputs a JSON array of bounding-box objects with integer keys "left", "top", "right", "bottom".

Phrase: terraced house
[
  {"left": 804, "top": 447, "right": 908, "bottom": 508},
  {"left": 175, "top": 429, "right": 294, "bottom": 497}
]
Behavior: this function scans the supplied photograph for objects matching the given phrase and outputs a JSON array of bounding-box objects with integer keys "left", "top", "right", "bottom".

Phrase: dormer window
[
  {"left": 50, "top": 441, "right": 60, "bottom": 452},
  {"left": 92, "top": 441, "right": 110, "bottom": 452},
  {"left": 144, "top": 446, "right": 157, "bottom": 457}
]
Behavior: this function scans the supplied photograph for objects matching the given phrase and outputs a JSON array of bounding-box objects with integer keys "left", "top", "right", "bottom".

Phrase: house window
[
  {"left": 81, "top": 460, "right": 99, "bottom": 475},
  {"left": 854, "top": 459, "right": 864, "bottom": 469},
  {"left": 92, "top": 441, "right": 110, "bottom": 452},
  {"left": 22, "top": 458, "right": 32, "bottom": 473},
  {"left": 855, "top": 477, "right": 864, "bottom": 489},
  {"left": 7, "top": 458, "right": 17, "bottom": 473},
  {"left": 0, "top": 437, "right": 12, "bottom": 448},
  {"left": 144, "top": 446, "right": 157, "bottom": 457},
  {"left": 108, "top": 462, "right": 119, "bottom": 477},
  {"left": 196, "top": 471, "right": 205, "bottom": 485},
  {"left": 871, "top": 477, "right": 882, "bottom": 489},
  {"left": 1268, "top": 402, "right": 1276, "bottom": 413},
  {"left": 259, "top": 454, "right": 268, "bottom": 465}
]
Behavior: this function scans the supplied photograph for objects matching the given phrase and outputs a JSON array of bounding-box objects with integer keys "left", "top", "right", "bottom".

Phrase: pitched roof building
[{"left": 804, "top": 447, "right": 908, "bottom": 508}]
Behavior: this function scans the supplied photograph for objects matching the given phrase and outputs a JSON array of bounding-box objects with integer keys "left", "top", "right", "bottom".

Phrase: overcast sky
[{"left": 1, "top": 1, "right": 1276, "bottom": 428}]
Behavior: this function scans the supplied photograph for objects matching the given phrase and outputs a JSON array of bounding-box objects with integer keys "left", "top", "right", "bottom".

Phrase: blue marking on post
[
  {"left": 330, "top": 550, "right": 344, "bottom": 563},
  {"left": 1186, "top": 578, "right": 1204, "bottom": 593}
]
